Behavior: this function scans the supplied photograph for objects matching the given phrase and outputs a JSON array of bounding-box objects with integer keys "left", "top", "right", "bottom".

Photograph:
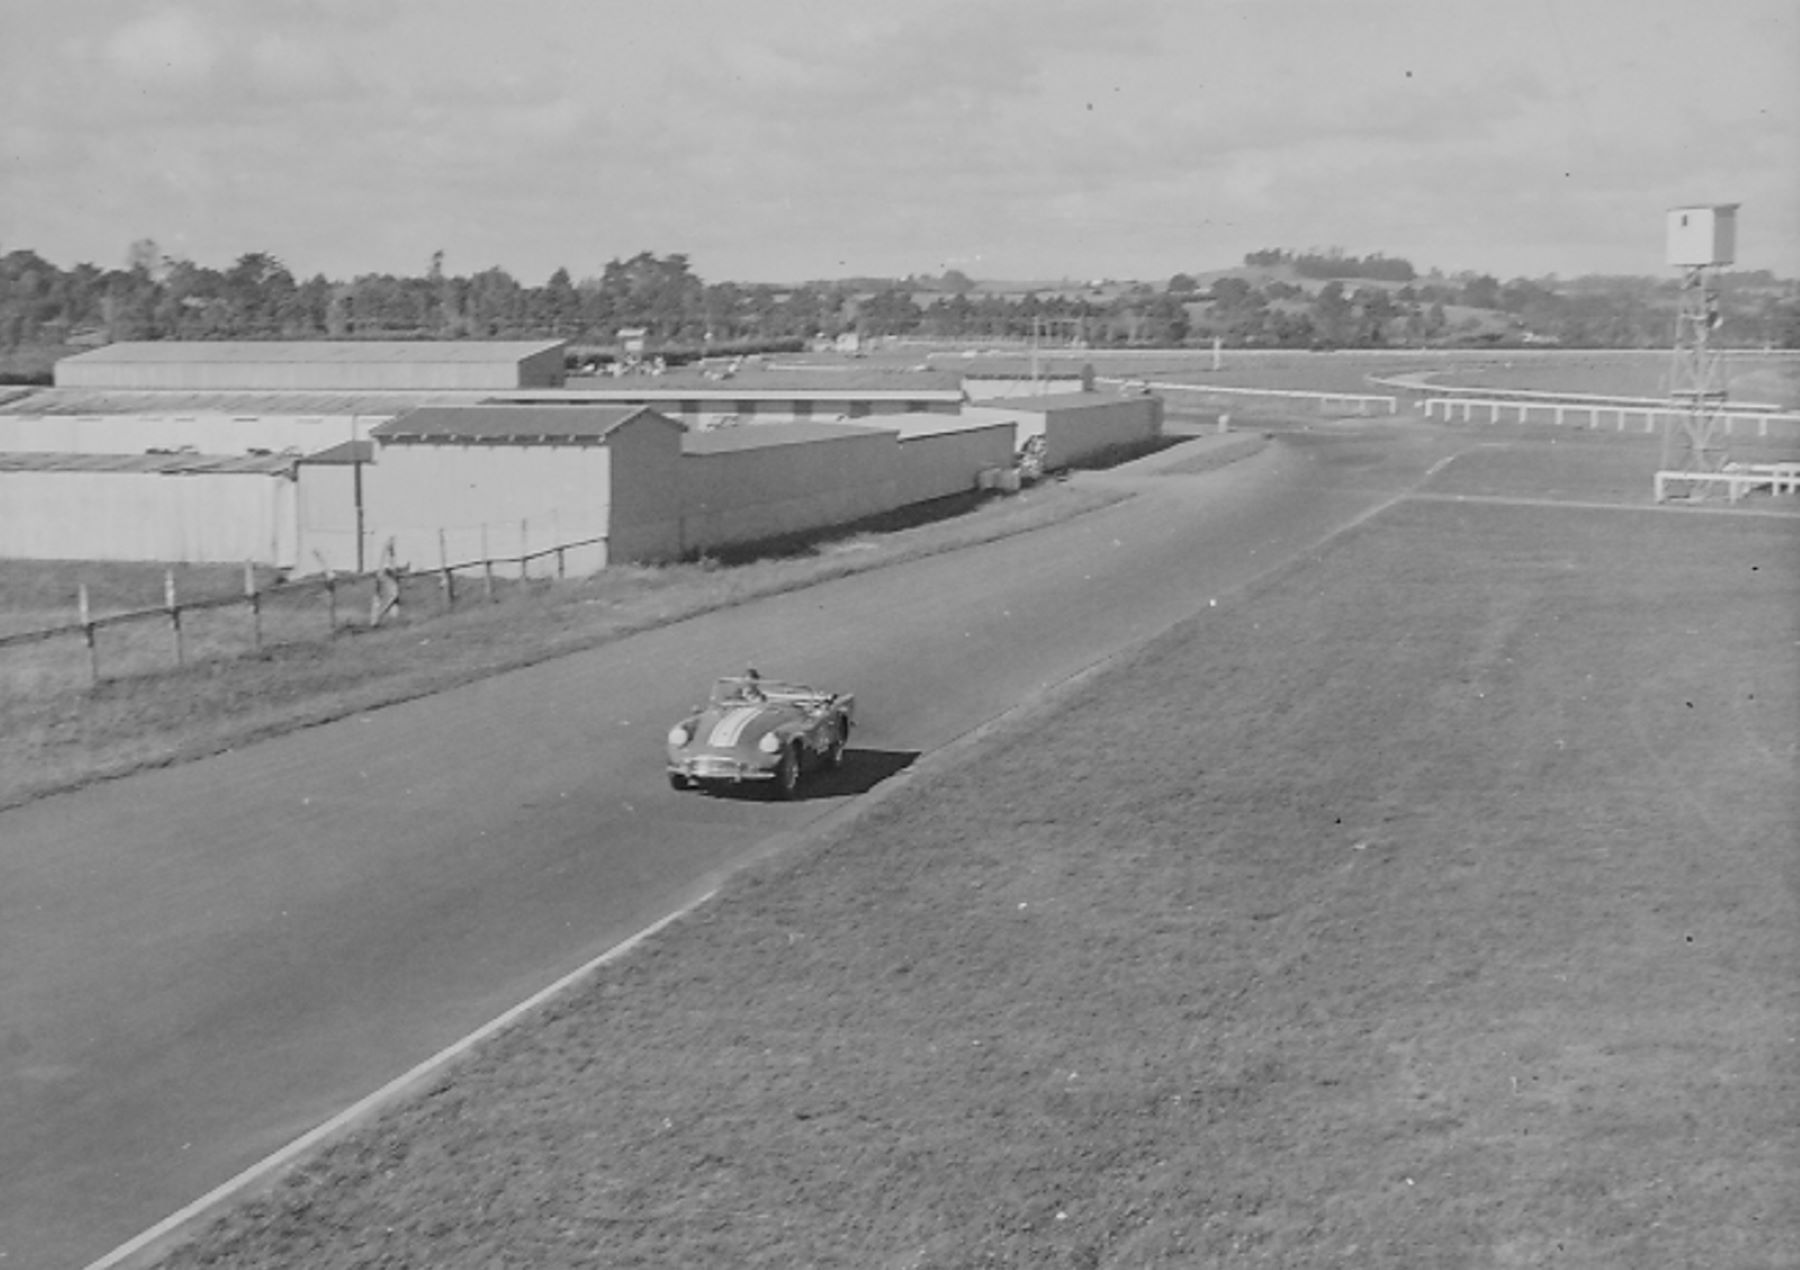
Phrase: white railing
[
  {"left": 1114, "top": 378, "right": 1399, "bottom": 415},
  {"left": 1654, "top": 463, "right": 1800, "bottom": 502},
  {"left": 1422, "top": 397, "right": 1800, "bottom": 438}
]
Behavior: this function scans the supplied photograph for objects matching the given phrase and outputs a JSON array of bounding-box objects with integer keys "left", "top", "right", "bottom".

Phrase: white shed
[
  {"left": 1666, "top": 205, "right": 1739, "bottom": 268},
  {"left": 362, "top": 404, "right": 685, "bottom": 576}
]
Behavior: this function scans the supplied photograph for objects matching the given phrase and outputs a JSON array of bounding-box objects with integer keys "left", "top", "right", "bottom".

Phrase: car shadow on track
[
  {"left": 800, "top": 747, "right": 921, "bottom": 799},
  {"left": 686, "top": 748, "right": 920, "bottom": 802}
]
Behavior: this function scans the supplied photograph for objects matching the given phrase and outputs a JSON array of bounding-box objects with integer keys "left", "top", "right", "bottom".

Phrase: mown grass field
[{"left": 151, "top": 440, "right": 1799, "bottom": 1267}]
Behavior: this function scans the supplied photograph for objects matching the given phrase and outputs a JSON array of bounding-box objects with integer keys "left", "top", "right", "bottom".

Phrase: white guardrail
[
  {"left": 1422, "top": 396, "right": 1800, "bottom": 438},
  {"left": 1110, "top": 378, "right": 1399, "bottom": 415},
  {"left": 1654, "top": 463, "right": 1800, "bottom": 503}
]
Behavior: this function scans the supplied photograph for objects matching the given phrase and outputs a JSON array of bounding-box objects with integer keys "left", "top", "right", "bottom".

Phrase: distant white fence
[
  {"left": 1109, "top": 378, "right": 1399, "bottom": 415},
  {"left": 1654, "top": 462, "right": 1800, "bottom": 503},
  {"left": 1422, "top": 396, "right": 1800, "bottom": 439}
]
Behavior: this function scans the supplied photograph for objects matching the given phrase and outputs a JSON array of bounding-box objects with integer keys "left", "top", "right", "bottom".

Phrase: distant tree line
[
  {"left": 1244, "top": 247, "right": 1418, "bottom": 283},
  {"left": 1, "top": 241, "right": 1795, "bottom": 372},
  {"left": 1203, "top": 251, "right": 1799, "bottom": 350}
]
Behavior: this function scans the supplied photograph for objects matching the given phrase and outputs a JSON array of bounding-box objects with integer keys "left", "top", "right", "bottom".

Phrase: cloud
[{"left": 103, "top": 6, "right": 223, "bottom": 90}]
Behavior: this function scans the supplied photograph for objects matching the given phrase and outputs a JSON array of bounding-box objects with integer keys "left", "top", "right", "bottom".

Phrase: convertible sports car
[{"left": 666, "top": 673, "right": 856, "bottom": 798}]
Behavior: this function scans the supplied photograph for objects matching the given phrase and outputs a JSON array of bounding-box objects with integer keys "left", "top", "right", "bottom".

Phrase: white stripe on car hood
[{"left": 707, "top": 706, "right": 763, "bottom": 749}]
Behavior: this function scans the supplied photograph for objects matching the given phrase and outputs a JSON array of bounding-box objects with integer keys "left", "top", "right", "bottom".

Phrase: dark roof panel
[{"left": 297, "top": 440, "right": 375, "bottom": 465}]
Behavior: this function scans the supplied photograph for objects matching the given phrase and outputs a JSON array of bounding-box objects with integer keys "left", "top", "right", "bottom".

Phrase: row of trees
[
  {"left": 1189, "top": 255, "right": 1800, "bottom": 349},
  {"left": 3, "top": 242, "right": 1796, "bottom": 360},
  {"left": 0, "top": 246, "right": 1189, "bottom": 352},
  {"left": 1242, "top": 247, "right": 1418, "bottom": 283}
]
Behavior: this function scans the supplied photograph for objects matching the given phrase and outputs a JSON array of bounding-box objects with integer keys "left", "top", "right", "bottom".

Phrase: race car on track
[{"left": 666, "top": 671, "right": 856, "bottom": 798}]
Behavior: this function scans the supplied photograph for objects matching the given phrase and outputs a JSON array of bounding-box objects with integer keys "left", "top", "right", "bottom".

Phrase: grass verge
[{"left": 153, "top": 490, "right": 1798, "bottom": 1266}]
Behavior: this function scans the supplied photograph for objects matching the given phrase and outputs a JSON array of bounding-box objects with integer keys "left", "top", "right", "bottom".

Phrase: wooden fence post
[
  {"left": 369, "top": 537, "right": 400, "bottom": 626},
  {"left": 324, "top": 569, "right": 338, "bottom": 633},
  {"left": 78, "top": 583, "right": 99, "bottom": 684},
  {"left": 481, "top": 523, "right": 494, "bottom": 603},
  {"left": 165, "top": 569, "right": 183, "bottom": 667},
  {"left": 439, "top": 528, "right": 454, "bottom": 609},
  {"left": 244, "top": 560, "right": 261, "bottom": 650}
]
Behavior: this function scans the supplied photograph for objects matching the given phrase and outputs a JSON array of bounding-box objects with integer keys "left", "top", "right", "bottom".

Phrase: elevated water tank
[{"left": 1666, "top": 204, "right": 1738, "bottom": 268}]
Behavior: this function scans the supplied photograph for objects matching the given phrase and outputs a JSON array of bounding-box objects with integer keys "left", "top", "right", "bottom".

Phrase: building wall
[
  {"left": 679, "top": 430, "right": 904, "bottom": 555},
  {"left": 0, "top": 470, "right": 297, "bottom": 564},
  {"left": 516, "top": 345, "right": 568, "bottom": 389},
  {"left": 295, "top": 463, "right": 365, "bottom": 573},
  {"left": 56, "top": 346, "right": 566, "bottom": 392},
  {"left": 0, "top": 412, "right": 367, "bottom": 455},
  {"left": 892, "top": 422, "right": 1017, "bottom": 505},
  {"left": 589, "top": 416, "right": 684, "bottom": 564},
  {"left": 962, "top": 394, "right": 1162, "bottom": 468},
  {"left": 364, "top": 442, "right": 615, "bottom": 576},
  {"left": 961, "top": 375, "right": 1087, "bottom": 402}
]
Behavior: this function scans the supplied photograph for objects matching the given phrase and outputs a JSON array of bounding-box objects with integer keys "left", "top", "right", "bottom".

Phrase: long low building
[
  {"left": 0, "top": 389, "right": 493, "bottom": 455},
  {"left": 338, "top": 408, "right": 1019, "bottom": 573},
  {"left": 0, "top": 451, "right": 297, "bottom": 564},
  {"left": 491, "top": 364, "right": 966, "bottom": 428},
  {"left": 2, "top": 344, "right": 1162, "bottom": 571},
  {"left": 54, "top": 340, "right": 569, "bottom": 392}
]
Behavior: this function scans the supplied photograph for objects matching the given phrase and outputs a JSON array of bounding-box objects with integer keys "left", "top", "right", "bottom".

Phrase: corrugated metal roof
[
  {"left": 371, "top": 404, "right": 677, "bottom": 443},
  {"left": 0, "top": 388, "right": 495, "bottom": 416},
  {"left": 0, "top": 451, "right": 297, "bottom": 475},
  {"left": 297, "top": 440, "right": 374, "bottom": 465},
  {"left": 60, "top": 340, "right": 565, "bottom": 366},
  {"left": 516, "top": 365, "right": 964, "bottom": 398},
  {"left": 681, "top": 422, "right": 892, "bottom": 454}
]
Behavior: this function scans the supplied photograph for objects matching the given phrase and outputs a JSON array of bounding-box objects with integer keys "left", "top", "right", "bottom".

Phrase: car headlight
[
  {"left": 757, "top": 731, "right": 782, "bottom": 754},
  {"left": 668, "top": 723, "right": 693, "bottom": 747}
]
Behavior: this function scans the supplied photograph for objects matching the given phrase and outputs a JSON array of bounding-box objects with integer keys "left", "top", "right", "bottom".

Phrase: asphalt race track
[{"left": 0, "top": 420, "right": 1463, "bottom": 1268}]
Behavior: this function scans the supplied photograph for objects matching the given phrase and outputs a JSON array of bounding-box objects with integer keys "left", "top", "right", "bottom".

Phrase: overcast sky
[{"left": 3, "top": 0, "right": 1795, "bottom": 285}]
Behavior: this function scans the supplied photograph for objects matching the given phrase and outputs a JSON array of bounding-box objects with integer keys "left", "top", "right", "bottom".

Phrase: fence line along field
[
  {"left": 0, "top": 522, "right": 619, "bottom": 693},
  {"left": 0, "top": 560, "right": 413, "bottom": 692}
]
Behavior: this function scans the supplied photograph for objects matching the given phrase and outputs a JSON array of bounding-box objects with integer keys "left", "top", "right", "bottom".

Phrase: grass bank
[{"left": 154, "top": 482, "right": 1798, "bottom": 1266}]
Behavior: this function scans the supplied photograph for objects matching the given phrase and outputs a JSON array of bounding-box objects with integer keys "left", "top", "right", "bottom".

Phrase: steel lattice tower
[
  {"left": 1662, "top": 264, "right": 1729, "bottom": 473},
  {"left": 1660, "top": 205, "right": 1739, "bottom": 488}
]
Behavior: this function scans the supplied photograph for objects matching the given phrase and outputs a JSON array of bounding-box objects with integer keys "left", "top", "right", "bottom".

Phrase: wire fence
[{"left": 0, "top": 531, "right": 608, "bottom": 692}]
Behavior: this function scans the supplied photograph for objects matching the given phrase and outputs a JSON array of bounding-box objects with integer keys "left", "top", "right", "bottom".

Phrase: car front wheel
[{"left": 775, "top": 745, "right": 801, "bottom": 799}]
